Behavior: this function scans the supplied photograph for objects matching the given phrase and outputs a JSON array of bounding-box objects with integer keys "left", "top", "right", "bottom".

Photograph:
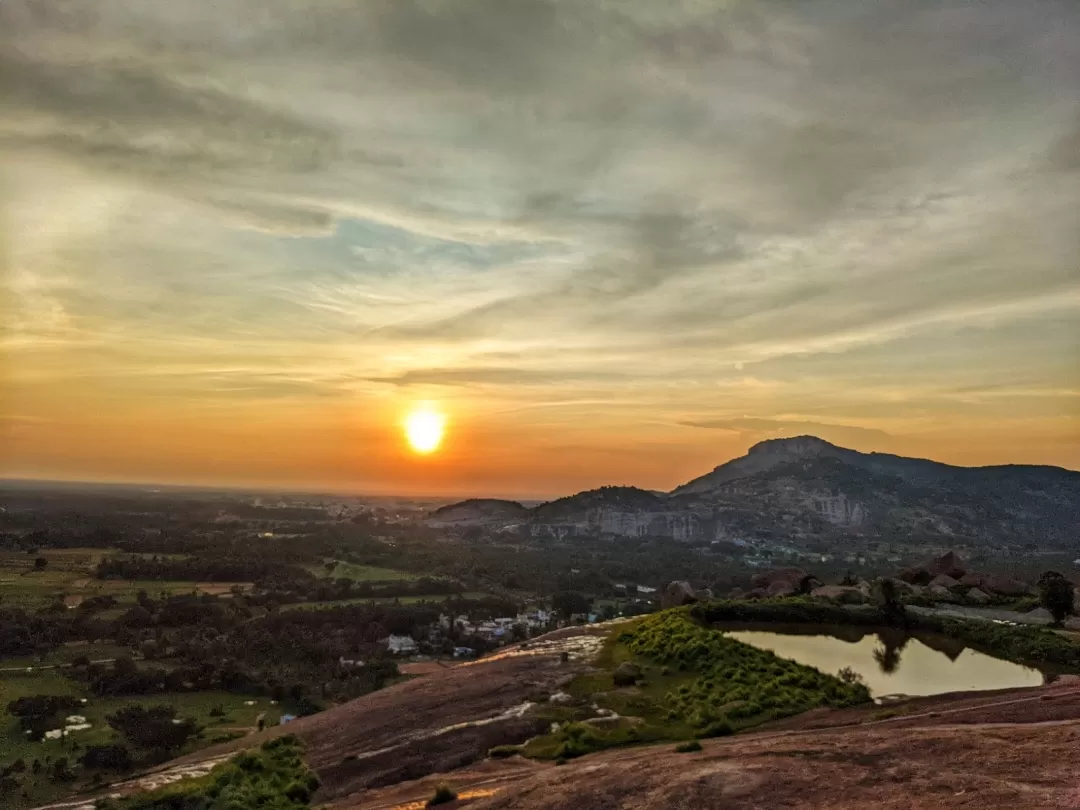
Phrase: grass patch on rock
[{"left": 521, "top": 608, "right": 871, "bottom": 761}]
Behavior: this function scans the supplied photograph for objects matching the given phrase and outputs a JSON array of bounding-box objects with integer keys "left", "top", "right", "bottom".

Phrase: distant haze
[{"left": 1, "top": 0, "right": 1078, "bottom": 497}]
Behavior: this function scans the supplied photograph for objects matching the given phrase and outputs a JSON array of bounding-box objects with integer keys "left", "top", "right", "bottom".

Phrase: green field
[
  {"left": 0, "top": 549, "right": 250, "bottom": 611},
  {"left": 0, "top": 643, "right": 136, "bottom": 671},
  {"left": 306, "top": 560, "right": 423, "bottom": 582},
  {"left": 282, "top": 591, "right": 492, "bottom": 611},
  {"left": 0, "top": 667, "right": 283, "bottom": 808}
]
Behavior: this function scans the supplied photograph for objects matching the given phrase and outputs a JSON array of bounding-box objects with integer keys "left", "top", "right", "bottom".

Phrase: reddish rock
[
  {"left": 982, "top": 576, "right": 1034, "bottom": 597},
  {"left": 928, "top": 584, "right": 960, "bottom": 603},
  {"left": 660, "top": 581, "right": 699, "bottom": 609},
  {"left": 898, "top": 566, "right": 933, "bottom": 585},
  {"left": 959, "top": 572, "right": 986, "bottom": 588},
  {"left": 927, "top": 551, "right": 966, "bottom": 579},
  {"left": 752, "top": 567, "right": 813, "bottom": 594},
  {"left": 929, "top": 574, "right": 962, "bottom": 592},
  {"left": 766, "top": 580, "right": 797, "bottom": 598}
]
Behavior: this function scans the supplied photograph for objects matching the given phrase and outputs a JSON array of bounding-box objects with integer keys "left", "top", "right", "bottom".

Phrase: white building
[{"left": 384, "top": 634, "right": 419, "bottom": 655}]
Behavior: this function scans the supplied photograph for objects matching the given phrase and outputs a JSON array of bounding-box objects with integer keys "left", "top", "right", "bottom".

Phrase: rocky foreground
[
  {"left": 40, "top": 621, "right": 1080, "bottom": 810},
  {"left": 343, "top": 696, "right": 1080, "bottom": 810}
]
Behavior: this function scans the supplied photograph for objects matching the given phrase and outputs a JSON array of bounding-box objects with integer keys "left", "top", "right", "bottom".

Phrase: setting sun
[{"left": 403, "top": 407, "right": 446, "bottom": 455}]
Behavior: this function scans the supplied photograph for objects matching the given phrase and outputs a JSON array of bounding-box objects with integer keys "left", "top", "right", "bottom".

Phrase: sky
[{"left": 1, "top": 0, "right": 1078, "bottom": 499}]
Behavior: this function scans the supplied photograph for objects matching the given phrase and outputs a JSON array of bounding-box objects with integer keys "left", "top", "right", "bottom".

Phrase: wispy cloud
[{"left": 1, "top": 0, "right": 1078, "bottom": 490}]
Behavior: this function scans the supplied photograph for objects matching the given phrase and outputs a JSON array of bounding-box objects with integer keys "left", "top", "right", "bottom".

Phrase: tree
[
  {"left": 876, "top": 578, "right": 905, "bottom": 626},
  {"left": 872, "top": 630, "right": 911, "bottom": 674},
  {"left": 6, "top": 695, "right": 82, "bottom": 741},
  {"left": 51, "top": 757, "right": 75, "bottom": 782},
  {"left": 79, "top": 744, "right": 133, "bottom": 771},
  {"left": 1038, "top": 573, "right": 1075, "bottom": 626},
  {"left": 106, "top": 705, "right": 199, "bottom": 756},
  {"left": 552, "top": 591, "right": 592, "bottom": 621},
  {"left": 34, "top": 557, "right": 48, "bottom": 571}
]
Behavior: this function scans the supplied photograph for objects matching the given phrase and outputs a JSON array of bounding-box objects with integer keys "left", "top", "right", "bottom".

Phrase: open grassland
[
  {"left": 0, "top": 550, "right": 250, "bottom": 610},
  {"left": 0, "top": 667, "right": 284, "bottom": 808},
  {"left": 0, "top": 642, "right": 136, "bottom": 671},
  {"left": 281, "top": 591, "right": 493, "bottom": 612},
  {"left": 306, "top": 560, "right": 422, "bottom": 582}
]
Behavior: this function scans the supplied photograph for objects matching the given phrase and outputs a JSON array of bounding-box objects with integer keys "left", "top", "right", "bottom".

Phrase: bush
[
  {"left": 837, "top": 667, "right": 865, "bottom": 686},
  {"left": 80, "top": 745, "right": 133, "bottom": 772},
  {"left": 675, "top": 740, "right": 702, "bottom": 753},
  {"left": 612, "top": 662, "right": 641, "bottom": 687},
  {"left": 106, "top": 705, "right": 200, "bottom": 757},
  {"left": 488, "top": 745, "right": 522, "bottom": 759},
  {"left": 1038, "top": 574, "right": 1075, "bottom": 626},
  {"left": 7, "top": 695, "right": 83, "bottom": 741},
  {"left": 427, "top": 784, "right": 458, "bottom": 806},
  {"left": 618, "top": 609, "right": 871, "bottom": 730},
  {"left": 697, "top": 718, "right": 734, "bottom": 739},
  {"left": 96, "top": 735, "right": 317, "bottom": 810}
]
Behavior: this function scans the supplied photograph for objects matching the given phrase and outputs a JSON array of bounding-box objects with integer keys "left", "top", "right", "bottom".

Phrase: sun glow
[{"left": 403, "top": 406, "right": 446, "bottom": 454}]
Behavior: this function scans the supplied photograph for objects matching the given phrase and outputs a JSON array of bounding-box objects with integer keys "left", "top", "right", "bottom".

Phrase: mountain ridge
[
  {"left": 429, "top": 436, "right": 1080, "bottom": 545},
  {"left": 675, "top": 435, "right": 1080, "bottom": 495}
]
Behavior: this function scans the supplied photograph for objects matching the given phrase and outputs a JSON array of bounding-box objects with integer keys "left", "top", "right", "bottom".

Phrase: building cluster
[
  {"left": 438, "top": 609, "right": 553, "bottom": 640},
  {"left": 376, "top": 609, "right": 555, "bottom": 659}
]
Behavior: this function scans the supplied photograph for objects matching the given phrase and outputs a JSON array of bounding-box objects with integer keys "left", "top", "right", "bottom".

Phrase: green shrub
[
  {"left": 488, "top": 745, "right": 522, "bottom": 759},
  {"left": 697, "top": 718, "right": 734, "bottom": 738},
  {"left": 618, "top": 609, "right": 871, "bottom": 731},
  {"left": 94, "top": 735, "right": 317, "bottom": 810},
  {"left": 675, "top": 740, "right": 702, "bottom": 753},
  {"left": 427, "top": 784, "right": 458, "bottom": 806}
]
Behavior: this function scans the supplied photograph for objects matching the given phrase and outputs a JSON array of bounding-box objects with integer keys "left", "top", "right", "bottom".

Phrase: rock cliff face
[
  {"left": 668, "top": 436, "right": 1079, "bottom": 545},
  {"left": 431, "top": 437, "right": 1080, "bottom": 545}
]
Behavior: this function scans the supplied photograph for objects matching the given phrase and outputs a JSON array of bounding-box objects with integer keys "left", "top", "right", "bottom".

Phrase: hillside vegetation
[
  {"left": 96, "top": 736, "right": 317, "bottom": 810},
  {"left": 521, "top": 608, "right": 870, "bottom": 760}
]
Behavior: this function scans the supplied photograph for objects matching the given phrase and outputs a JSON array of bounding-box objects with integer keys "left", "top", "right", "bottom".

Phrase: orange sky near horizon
[{"left": 4, "top": 375, "right": 1078, "bottom": 499}]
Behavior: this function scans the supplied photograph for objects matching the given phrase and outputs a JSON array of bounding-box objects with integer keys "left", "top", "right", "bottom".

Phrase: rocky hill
[
  {"left": 671, "top": 436, "right": 1079, "bottom": 544},
  {"left": 431, "top": 437, "right": 1080, "bottom": 545},
  {"left": 428, "top": 498, "right": 530, "bottom": 526},
  {"left": 530, "top": 486, "right": 666, "bottom": 522}
]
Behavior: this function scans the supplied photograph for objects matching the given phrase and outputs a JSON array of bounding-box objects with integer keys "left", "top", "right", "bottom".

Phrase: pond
[{"left": 719, "top": 623, "right": 1047, "bottom": 699}]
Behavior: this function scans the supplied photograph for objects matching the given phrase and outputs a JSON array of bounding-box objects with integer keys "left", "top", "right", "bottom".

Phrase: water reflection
[
  {"left": 872, "top": 629, "right": 910, "bottom": 675},
  {"left": 720, "top": 623, "right": 1046, "bottom": 698}
]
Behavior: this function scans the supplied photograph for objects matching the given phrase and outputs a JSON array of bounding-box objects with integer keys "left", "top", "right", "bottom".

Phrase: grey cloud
[
  {"left": 0, "top": 47, "right": 340, "bottom": 205},
  {"left": 4, "top": 0, "right": 1077, "bottom": 247},
  {"left": 2, "top": 0, "right": 1078, "bottom": 385},
  {"left": 1046, "top": 114, "right": 1080, "bottom": 173}
]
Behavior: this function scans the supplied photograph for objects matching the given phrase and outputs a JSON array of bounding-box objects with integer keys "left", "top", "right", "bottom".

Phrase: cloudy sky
[{"left": 2, "top": 0, "right": 1078, "bottom": 497}]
